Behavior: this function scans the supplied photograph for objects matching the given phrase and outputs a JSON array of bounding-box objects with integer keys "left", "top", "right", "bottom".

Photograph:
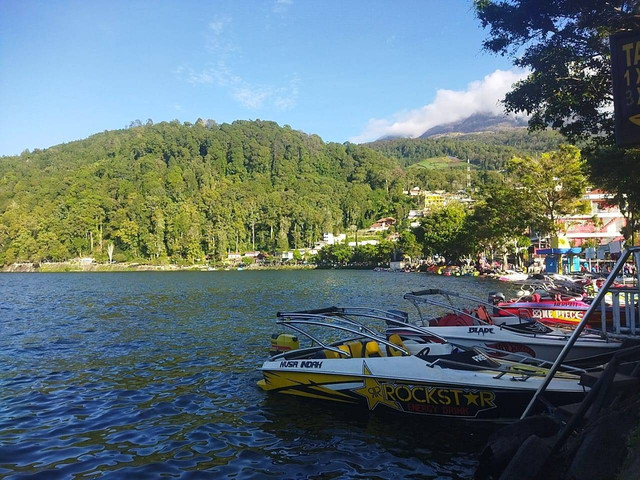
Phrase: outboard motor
[
  {"left": 488, "top": 292, "right": 505, "bottom": 305},
  {"left": 488, "top": 292, "right": 506, "bottom": 315}
]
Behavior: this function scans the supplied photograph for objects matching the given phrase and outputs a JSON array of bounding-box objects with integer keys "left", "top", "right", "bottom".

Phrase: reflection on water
[{"left": 0, "top": 271, "right": 516, "bottom": 479}]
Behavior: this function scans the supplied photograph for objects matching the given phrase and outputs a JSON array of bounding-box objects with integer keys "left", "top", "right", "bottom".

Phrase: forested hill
[
  {"left": 366, "top": 129, "right": 566, "bottom": 169},
  {"left": 0, "top": 120, "right": 410, "bottom": 264}
]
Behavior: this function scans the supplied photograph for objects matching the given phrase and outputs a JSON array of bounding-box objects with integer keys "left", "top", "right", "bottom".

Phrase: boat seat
[
  {"left": 345, "top": 341, "right": 364, "bottom": 358},
  {"left": 322, "top": 349, "right": 340, "bottom": 359},
  {"left": 430, "top": 313, "right": 474, "bottom": 327},
  {"left": 365, "top": 341, "right": 382, "bottom": 357},
  {"left": 338, "top": 345, "right": 351, "bottom": 356},
  {"left": 476, "top": 305, "right": 493, "bottom": 325},
  {"left": 386, "top": 334, "right": 406, "bottom": 356}
]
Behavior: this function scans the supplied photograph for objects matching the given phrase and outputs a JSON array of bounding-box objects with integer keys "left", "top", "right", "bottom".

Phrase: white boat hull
[
  {"left": 259, "top": 355, "right": 587, "bottom": 422},
  {"left": 391, "top": 325, "right": 621, "bottom": 363}
]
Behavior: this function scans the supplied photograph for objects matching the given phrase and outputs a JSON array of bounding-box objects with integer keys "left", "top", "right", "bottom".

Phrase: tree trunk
[{"left": 252, "top": 221, "right": 255, "bottom": 250}]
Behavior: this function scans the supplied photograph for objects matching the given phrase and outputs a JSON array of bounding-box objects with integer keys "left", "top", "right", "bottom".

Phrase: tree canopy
[
  {"left": 474, "top": 0, "right": 640, "bottom": 143},
  {"left": 0, "top": 120, "right": 409, "bottom": 264},
  {"left": 475, "top": 0, "right": 640, "bottom": 242},
  {"left": 507, "top": 145, "right": 588, "bottom": 226}
]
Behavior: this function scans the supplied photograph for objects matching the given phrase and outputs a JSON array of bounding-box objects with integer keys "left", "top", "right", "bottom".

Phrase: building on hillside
[
  {"left": 347, "top": 239, "right": 379, "bottom": 247},
  {"left": 242, "top": 251, "right": 260, "bottom": 258},
  {"left": 322, "top": 232, "right": 346, "bottom": 245},
  {"left": 557, "top": 189, "right": 626, "bottom": 246},
  {"left": 422, "top": 191, "right": 446, "bottom": 211},
  {"left": 449, "top": 190, "right": 475, "bottom": 208},
  {"left": 368, "top": 217, "right": 396, "bottom": 232},
  {"left": 407, "top": 209, "right": 424, "bottom": 228},
  {"left": 418, "top": 190, "right": 474, "bottom": 212},
  {"left": 402, "top": 186, "right": 423, "bottom": 196},
  {"left": 404, "top": 191, "right": 474, "bottom": 226},
  {"left": 227, "top": 252, "right": 242, "bottom": 261}
]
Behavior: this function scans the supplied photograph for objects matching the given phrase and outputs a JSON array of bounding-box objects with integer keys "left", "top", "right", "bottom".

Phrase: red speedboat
[
  {"left": 492, "top": 291, "right": 635, "bottom": 328},
  {"left": 494, "top": 293, "right": 590, "bottom": 326}
]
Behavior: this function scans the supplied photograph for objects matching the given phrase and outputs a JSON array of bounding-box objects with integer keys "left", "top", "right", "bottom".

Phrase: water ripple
[{"left": 0, "top": 271, "right": 517, "bottom": 479}]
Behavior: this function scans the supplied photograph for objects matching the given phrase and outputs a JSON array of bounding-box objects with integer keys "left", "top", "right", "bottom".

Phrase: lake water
[{"left": 0, "top": 271, "right": 517, "bottom": 479}]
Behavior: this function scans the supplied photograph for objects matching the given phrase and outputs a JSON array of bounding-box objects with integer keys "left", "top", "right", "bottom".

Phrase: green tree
[
  {"left": 473, "top": 0, "right": 640, "bottom": 142},
  {"left": 468, "top": 185, "right": 530, "bottom": 259},
  {"left": 397, "top": 230, "right": 421, "bottom": 261},
  {"left": 474, "top": 0, "right": 640, "bottom": 241},
  {"left": 317, "top": 243, "right": 353, "bottom": 265},
  {"left": 507, "top": 145, "right": 587, "bottom": 228},
  {"left": 416, "top": 204, "right": 471, "bottom": 261}
]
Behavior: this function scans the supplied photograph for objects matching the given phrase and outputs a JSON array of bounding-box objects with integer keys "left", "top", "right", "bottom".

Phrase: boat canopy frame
[
  {"left": 273, "top": 306, "right": 587, "bottom": 379},
  {"left": 275, "top": 306, "right": 452, "bottom": 359},
  {"left": 403, "top": 288, "right": 532, "bottom": 325}
]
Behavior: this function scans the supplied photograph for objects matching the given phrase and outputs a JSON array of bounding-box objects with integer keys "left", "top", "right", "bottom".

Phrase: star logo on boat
[
  {"left": 463, "top": 392, "right": 479, "bottom": 406},
  {"left": 352, "top": 362, "right": 400, "bottom": 411}
]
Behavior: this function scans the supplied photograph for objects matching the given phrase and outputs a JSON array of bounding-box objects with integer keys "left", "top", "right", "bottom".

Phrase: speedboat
[
  {"left": 491, "top": 284, "right": 636, "bottom": 328},
  {"left": 258, "top": 307, "right": 588, "bottom": 422},
  {"left": 393, "top": 289, "right": 621, "bottom": 366}
]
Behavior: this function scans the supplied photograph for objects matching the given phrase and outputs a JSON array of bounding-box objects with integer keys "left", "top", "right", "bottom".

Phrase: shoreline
[{"left": 0, "top": 262, "right": 320, "bottom": 273}]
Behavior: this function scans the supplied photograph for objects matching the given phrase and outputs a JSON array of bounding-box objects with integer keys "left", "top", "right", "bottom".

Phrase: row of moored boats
[{"left": 258, "top": 278, "right": 638, "bottom": 422}]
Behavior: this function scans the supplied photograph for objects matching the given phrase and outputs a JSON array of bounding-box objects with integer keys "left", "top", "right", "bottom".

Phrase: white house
[{"left": 323, "top": 233, "right": 346, "bottom": 245}]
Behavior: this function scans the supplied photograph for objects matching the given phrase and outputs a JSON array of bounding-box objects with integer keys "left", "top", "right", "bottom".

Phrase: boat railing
[
  {"left": 403, "top": 289, "right": 530, "bottom": 324},
  {"left": 512, "top": 278, "right": 585, "bottom": 300},
  {"left": 275, "top": 310, "right": 419, "bottom": 356},
  {"left": 477, "top": 345, "right": 587, "bottom": 375},
  {"left": 597, "top": 285, "right": 640, "bottom": 338},
  {"left": 522, "top": 246, "right": 640, "bottom": 419},
  {"left": 276, "top": 308, "right": 587, "bottom": 380},
  {"left": 278, "top": 307, "right": 448, "bottom": 340},
  {"left": 428, "top": 356, "right": 580, "bottom": 381}
]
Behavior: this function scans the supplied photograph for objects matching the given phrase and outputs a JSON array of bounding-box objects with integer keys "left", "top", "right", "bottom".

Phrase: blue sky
[{"left": 0, "top": 0, "right": 519, "bottom": 156}]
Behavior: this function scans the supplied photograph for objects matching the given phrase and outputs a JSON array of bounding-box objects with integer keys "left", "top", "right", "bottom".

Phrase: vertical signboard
[{"left": 611, "top": 30, "right": 640, "bottom": 147}]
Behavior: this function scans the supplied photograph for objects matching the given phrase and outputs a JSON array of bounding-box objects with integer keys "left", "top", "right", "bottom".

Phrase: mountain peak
[{"left": 419, "top": 113, "right": 528, "bottom": 138}]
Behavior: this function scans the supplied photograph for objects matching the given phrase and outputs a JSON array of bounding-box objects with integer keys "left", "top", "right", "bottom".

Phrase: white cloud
[
  {"left": 205, "top": 16, "right": 238, "bottom": 54},
  {"left": 234, "top": 87, "right": 271, "bottom": 109},
  {"left": 273, "top": 0, "right": 293, "bottom": 13},
  {"left": 273, "top": 75, "right": 300, "bottom": 110},
  {"left": 174, "top": 15, "right": 300, "bottom": 111},
  {"left": 176, "top": 63, "right": 299, "bottom": 110},
  {"left": 209, "top": 17, "right": 230, "bottom": 36},
  {"left": 350, "top": 69, "right": 529, "bottom": 143}
]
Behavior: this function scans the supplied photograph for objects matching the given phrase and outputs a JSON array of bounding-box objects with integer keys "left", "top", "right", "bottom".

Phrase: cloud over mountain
[{"left": 350, "top": 69, "right": 529, "bottom": 143}]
